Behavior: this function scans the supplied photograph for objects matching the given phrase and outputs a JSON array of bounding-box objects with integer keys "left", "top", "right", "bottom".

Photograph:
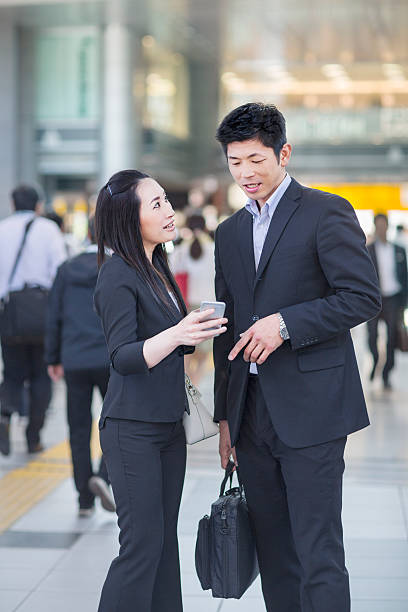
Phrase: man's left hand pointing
[{"left": 228, "top": 313, "right": 283, "bottom": 365}]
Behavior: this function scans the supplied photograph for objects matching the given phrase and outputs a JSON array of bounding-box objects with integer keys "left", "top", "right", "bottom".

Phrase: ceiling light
[
  {"left": 334, "top": 79, "right": 352, "bottom": 90},
  {"left": 223, "top": 80, "right": 408, "bottom": 95},
  {"left": 266, "top": 66, "right": 295, "bottom": 82},
  {"left": 142, "top": 35, "right": 155, "bottom": 49},
  {"left": 321, "top": 64, "right": 350, "bottom": 81}
]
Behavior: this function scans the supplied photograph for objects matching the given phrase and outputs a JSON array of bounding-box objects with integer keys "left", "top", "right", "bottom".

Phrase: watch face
[{"left": 278, "top": 316, "right": 289, "bottom": 340}]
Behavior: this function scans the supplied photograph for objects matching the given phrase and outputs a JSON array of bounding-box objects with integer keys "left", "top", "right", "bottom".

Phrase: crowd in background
[{"left": 0, "top": 182, "right": 407, "bottom": 515}]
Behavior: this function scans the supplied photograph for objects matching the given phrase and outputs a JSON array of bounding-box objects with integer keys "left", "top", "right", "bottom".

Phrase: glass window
[
  {"left": 142, "top": 37, "right": 189, "bottom": 139},
  {"left": 35, "top": 28, "right": 100, "bottom": 121}
]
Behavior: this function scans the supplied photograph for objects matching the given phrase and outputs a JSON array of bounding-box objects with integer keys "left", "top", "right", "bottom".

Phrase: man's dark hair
[
  {"left": 45, "top": 211, "right": 64, "bottom": 230},
  {"left": 216, "top": 102, "right": 287, "bottom": 159},
  {"left": 374, "top": 213, "right": 388, "bottom": 226},
  {"left": 11, "top": 184, "right": 39, "bottom": 211}
]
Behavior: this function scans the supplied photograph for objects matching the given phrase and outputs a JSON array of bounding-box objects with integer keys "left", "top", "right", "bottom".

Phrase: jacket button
[{"left": 252, "top": 315, "right": 259, "bottom": 322}]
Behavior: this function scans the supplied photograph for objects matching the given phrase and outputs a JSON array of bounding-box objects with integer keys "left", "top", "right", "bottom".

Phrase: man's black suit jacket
[
  {"left": 367, "top": 241, "right": 408, "bottom": 308},
  {"left": 94, "top": 253, "right": 193, "bottom": 426},
  {"left": 213, "top": 179, "right": 382, "bottom": 448}
]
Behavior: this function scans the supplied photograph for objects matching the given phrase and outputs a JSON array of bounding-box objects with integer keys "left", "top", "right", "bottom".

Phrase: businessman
[
  {"left": 213, "top": 103, "right": 381, "bottom": 611},
  {"left": 367, "top": 213, "right": 408, "bottom": 389}
]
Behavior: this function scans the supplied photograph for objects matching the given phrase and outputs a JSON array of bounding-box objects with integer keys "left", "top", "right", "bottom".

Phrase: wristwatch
[{"left": 278, "top": 312, "right": 289, "bottom": 341}]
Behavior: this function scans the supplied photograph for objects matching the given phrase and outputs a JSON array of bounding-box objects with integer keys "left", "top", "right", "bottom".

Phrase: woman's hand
[
  {"left": 172, "top": 308, "right": 228, "bottom": 346},
  {"left": 143, "top": 309, "right": 227, "bottom": 369}
]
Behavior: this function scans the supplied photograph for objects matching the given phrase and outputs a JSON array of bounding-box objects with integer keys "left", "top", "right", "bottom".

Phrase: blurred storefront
[{"left": 0, "top": 0, "right": 407, "bottom": 227}]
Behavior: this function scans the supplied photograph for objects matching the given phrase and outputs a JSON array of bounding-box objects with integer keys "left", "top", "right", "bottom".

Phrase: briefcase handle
[{"left": 220, "top": 460, "right": 243, "bottom": 497}]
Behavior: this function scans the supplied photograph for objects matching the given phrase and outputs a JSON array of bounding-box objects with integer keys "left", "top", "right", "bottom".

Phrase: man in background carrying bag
[
  {"left": 45, "top": 219, "right": 115, "bottom": 517},
  {"left": 0, "top": 185, "right": 66, "bottom": 455}
]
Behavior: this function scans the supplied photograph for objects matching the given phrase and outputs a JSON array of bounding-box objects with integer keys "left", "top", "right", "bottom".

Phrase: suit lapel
[
  {"left": 254, "top": 180, "right": 302, "bottom": 285},
  {"left": 237, "top": 209, "right": 256, "bottom": 291}
]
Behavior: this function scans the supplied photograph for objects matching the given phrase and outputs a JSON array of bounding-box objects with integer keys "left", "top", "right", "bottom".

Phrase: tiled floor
[{"left": 1, "top": 324, "right": 408, "bottom": 611}]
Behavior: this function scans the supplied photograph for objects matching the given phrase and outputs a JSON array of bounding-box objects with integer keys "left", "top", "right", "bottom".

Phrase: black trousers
[
  {"left": 98, "top": 417, "right": 186, "bottom": 612},
  {"left": 64, "top": 368, "right": 110, "bottom": 509},
  {"left": 367, "top": 293, "right": 401, "bottom": 380},
  {"left": 0, "top": 340, "right": 51, "bottom": 449},
  {"left": 235, "top": 376, "right": 349, "bottom": 612}
]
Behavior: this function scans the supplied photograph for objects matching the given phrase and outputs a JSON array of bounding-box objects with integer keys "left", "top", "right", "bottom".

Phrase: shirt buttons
[{"left": 252, "top": 315, "right": 260, "bottom": 322}]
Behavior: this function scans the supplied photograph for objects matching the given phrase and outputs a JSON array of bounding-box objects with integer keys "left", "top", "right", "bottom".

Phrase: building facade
[{"left": 0, "top": 0, "right": 407, "bottom": 219}]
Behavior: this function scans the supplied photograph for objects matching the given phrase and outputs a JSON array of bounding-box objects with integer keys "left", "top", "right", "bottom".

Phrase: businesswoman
[{"left": 94, "top": 169, "right": 227, "bottom": 612}]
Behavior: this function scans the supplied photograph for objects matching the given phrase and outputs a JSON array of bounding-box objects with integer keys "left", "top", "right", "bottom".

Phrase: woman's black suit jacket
[{"left": 94, "top": 253, "right": 193, "bottom": 427}]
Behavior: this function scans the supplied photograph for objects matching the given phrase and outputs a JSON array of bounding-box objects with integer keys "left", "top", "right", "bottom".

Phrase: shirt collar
[
  {"left": 375, "top": 239, "right": 392, "bottom": 249},
  {"left": 13, "top": 210, "right": 36, "bottom": 217},
  {"left": 245, "top": 173, "right": 291, "bottom": 219}
]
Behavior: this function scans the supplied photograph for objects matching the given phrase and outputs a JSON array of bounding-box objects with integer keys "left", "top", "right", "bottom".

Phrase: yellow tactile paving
[{"left": 0, "top": 421, "right": 102, "bottom": 533}]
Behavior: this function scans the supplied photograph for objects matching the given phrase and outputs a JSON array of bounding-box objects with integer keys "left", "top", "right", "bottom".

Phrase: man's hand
[
  {"left": 219, "top": 420, "right": 237, "bottom": 469},
  {"left": 228, "top": 313, "right": 283, "bottom": 365},
  {"left": 47, "top": 364, "right": 64, "bottom": 382}
]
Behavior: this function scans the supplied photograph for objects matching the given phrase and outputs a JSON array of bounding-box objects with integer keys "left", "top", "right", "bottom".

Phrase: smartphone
[{"left": 200, "top": 301, "right": 226, "bottom": 332}]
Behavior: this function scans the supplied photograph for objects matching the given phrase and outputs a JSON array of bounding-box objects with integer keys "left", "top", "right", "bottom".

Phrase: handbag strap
[
  {"left": 7, "top": 218, "right": 36, "bottom": 290},
  {"left": 219, "top": 460, "right": 243, "bottom": 497}
]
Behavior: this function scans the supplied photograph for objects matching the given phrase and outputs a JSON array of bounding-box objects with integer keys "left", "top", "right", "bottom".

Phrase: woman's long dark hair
[{"left": 95, "top": 169, "right": 184, "bottom": 312}]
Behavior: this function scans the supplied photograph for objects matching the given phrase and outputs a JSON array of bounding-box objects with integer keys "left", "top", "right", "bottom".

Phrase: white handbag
[{"left": 183, "top": 374, "right": 219, "bottom": 444}]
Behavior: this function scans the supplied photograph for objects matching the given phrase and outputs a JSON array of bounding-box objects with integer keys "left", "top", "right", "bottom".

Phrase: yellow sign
[
  {"left": 52, "top": 197, "right": 67, "bottom": 216},
  {"left": 311, "top": 184, "right": 406, "bottom": 213}
]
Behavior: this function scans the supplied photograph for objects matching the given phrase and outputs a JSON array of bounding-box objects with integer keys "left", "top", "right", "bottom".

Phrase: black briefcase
[
  {"left": 0, "top": 285, "right": 49, "bottom": 344},
  {"left": 195, "top": 461, "right": 259, "bottom": 599}
]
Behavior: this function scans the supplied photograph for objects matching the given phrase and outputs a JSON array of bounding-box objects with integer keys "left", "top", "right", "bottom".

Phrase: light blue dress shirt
[{"left": 244, "top": 173, "right": 292, "bottom": 373}]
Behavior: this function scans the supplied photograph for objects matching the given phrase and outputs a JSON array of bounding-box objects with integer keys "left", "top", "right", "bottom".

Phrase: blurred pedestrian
[
  {"left": 367, "top": 213, "right": 408, "bottom": 388},
  {"left": 45, "top": 218, "right": 115, "bottom": 517},
  {"left": 45, "top": 211, "right": 82, "bottom": 258},
  {"left": 170, "top": 214, "right": 215, "bottom": 384},
  {"left": 395, "top": 223, "right": 408, "bottom": 257},
  {"left": 0, "top": 185, "right": 66, "bottom": 456},
  {"left": 94, "top": 169, "right": 227, "bottom": 612}
]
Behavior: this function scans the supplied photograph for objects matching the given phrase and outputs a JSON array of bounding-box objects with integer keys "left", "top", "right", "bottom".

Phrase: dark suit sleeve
[
  {"left": 280, "top": 197, "right": 382, "bottom": 350},
  {"left": 44, "top": 263, "right": 65, "bottom": 365},
  {"left": 94, "top": 264, "right": 150, "bottom": 376},
  {"left": 213, "top": 227, "right": 235, "bottom": 422}
]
